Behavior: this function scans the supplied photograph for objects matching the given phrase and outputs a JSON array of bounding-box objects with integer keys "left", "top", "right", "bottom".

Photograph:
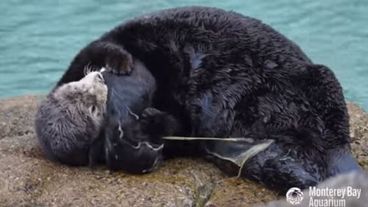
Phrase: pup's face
[
  {"left": 53, "top": 71, "right": 108, "bottom": 127},
  {"left": 35, "top": 70, "right": 110, "bottom": 165}
]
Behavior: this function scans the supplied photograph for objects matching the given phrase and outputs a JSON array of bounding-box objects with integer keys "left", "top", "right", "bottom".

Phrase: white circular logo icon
[{"left": 286, "top": 187, "right": 304, "bottom": 205}]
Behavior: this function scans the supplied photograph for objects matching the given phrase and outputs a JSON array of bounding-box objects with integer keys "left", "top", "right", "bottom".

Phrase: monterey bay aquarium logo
[
  {"left": 286, "top": 187, "right": 304, "bottom": 205},
  {"left": 286, "top": 186, "right": 362, "bottom": 207}
]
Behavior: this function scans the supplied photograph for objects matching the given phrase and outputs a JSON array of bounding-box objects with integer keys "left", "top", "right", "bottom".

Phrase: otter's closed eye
[
  {"left": 96, "top": 73, "right": 104, "bottom": 82},
  {"left": 89, "top": 105, "right": 98, "bottom": 116}
]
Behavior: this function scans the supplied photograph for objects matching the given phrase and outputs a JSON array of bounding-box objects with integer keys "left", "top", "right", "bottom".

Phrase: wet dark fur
[
  {"left": 54, "top": 6, "right": 360, "bottom": 192},
  {"left": 95, "top": 61, "right": 180, "bottom": 173}
]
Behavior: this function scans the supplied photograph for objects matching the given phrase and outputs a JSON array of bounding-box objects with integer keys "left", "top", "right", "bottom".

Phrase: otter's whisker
[
  {"left": 83, "top": 63, "right": 93, "bottom": 76},
  {"left": 87, "top": 66, "right": 92, "bottom": 75},
  {"left": 83, "top": 66, "right": 88, "bottom": 76}
]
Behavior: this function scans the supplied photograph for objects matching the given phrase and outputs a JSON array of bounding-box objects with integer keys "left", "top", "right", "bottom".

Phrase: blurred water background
[{"left": 0, "top": 0, "right": 367, "bottom": 109}]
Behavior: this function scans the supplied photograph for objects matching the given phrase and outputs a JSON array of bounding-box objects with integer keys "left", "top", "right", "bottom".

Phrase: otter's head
[
  {"left": 35, "top": 71, "right": 108, "bottom": 165},
  {"left": 53, "top": 71, "right": 108, "bottom": 124}
]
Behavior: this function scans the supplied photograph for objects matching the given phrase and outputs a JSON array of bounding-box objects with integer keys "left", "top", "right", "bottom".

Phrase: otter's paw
[
  {"left": 140, "top": 107, "right": 180, "bottom": 138},
  {"left": 102, "top": 113, "right": 164, "bottom": 173},
  {"left": 104, "top": 124, "right": 164, "bottom": 173},
  {"left": 141, "top": 107, "right": 165, "bottom": 119},
  {"left": 105, "top": 48, "right": 133, "bottom": 75}
]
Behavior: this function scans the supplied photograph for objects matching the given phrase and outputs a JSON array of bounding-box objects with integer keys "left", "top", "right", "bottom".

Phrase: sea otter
[
  {"left": 35, "top": 71, "right": 108, "bottom": 166},
  {"left": 37, "top": 6, "right": 361, "bottom": 192},
  {"left": 36, "top": 60, "right": 178, "bottom": 173}
]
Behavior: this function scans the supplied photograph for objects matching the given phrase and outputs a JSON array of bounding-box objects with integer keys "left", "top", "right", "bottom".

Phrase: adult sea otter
[{"left": 35, "top": 6, "right": 362, "bottom": 192}]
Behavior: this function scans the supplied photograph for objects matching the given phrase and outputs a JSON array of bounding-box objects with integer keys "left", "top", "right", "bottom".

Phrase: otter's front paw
[
  {"left": 140, "top": 107, "right": 180, "bottom": 138},
  {"left": 105, "top": 48, "right": 133, "bottom": 75},
  {"left": 103, "top": 113, "right": 164, "bottom": 173}
]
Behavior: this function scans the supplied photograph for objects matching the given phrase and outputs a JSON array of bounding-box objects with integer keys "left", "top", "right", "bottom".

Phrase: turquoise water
[{"left": 1, "top": 0, "right": 367, "bottom": 109}]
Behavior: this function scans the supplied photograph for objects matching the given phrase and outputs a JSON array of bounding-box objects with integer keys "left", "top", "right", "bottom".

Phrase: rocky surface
[
  {"left": 348, "top": 103, "right": 368, "bottom": 169},
  {"left": 0, "top": 96, "right": 367, "bottom": 206}
]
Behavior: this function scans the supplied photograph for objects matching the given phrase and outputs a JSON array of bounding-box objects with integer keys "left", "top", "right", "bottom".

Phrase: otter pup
[
  {"left": 35, "top": 71, "right": 107, "bottom": 166},
  {"left": 36, "top": 59, "right": 178, "bottom": 173}
]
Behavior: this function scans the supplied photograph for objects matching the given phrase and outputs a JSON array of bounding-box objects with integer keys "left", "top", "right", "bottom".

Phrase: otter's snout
[
  {"left": 82, "top": 71, "right": 105, "bottom": 84},
  {"left": 92, "top": 72, "right": 105, "bottom": 84}
]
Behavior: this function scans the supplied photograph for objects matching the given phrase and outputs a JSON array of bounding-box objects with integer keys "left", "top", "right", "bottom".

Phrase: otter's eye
[
  {"left": 89, "top": 105, "right": 98, "bottom": 116},
  {"left": 96, "top": 73, "right": 104, "bottom": 82}
]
